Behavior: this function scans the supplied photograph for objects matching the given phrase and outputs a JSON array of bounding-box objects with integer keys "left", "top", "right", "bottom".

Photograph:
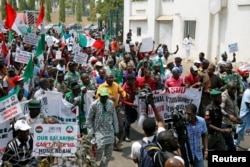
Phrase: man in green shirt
[{"left": 65, "top": 82, "right": 86, "bottom": 134}]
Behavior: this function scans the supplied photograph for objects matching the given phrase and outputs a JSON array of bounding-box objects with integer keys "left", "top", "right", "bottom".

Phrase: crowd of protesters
[{"left": 0, "top": 25, "right": 250, "bottom": 167}]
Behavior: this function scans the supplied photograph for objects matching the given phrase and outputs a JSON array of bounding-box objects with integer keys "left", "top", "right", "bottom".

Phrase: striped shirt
[{"left": 1, "top": 135, "right": 34, "bottom": 167}]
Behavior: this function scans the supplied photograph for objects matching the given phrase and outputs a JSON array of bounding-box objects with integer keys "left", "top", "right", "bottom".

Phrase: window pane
[{"left": 184, "top": 21, "right": 196, "bottom": 39}]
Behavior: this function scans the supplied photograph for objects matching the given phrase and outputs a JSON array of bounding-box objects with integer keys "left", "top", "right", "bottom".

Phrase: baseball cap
[
  {"left": 210, "top": 89, "right": 222, "bottom": 96},
  {"left": 98, "top": 88, "right": 109, "bottom": 96},
  {"left": 95, "top": 61, "right": 103, "bottom": 67},
  {"left": 14, "top": 120, "right": 31, "bottom": 131}
]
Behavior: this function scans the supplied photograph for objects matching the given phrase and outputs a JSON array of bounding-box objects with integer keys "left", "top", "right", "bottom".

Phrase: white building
[{"left": 123, "top": 0, "right": 250, "bottom": 64}]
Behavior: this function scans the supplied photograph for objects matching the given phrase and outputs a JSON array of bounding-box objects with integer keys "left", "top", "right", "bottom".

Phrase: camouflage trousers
[{"left": 96, "top": 143, "right": 114, "bottom": 167}]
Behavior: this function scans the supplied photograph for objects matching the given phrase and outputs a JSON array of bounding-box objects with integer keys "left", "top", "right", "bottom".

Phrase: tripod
[{"left": 173, "top": 122, "right": 193, "bottom": 167}]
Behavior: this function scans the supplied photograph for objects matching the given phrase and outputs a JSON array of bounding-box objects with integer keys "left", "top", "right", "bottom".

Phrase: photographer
[{"left": 131, "top": 93, "right": 165, "bottom": 165}]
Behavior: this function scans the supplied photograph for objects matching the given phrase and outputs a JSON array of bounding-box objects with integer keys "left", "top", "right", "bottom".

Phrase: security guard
[{"left": 204, "top": 89, "right": 238, "bottom": 151}]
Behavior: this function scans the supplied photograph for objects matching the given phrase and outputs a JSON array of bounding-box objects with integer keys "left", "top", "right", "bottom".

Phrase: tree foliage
[
  {"left": 45, "top": 0, "right": 51, "bottom": 22},
  {"left": 1, "top": 0, "right": 6, "bottom": 19},
  {"left": 8, "top": 0, "right": 17, "bottom": 10},
  {"left": 59, "top": 0, "right": 65, "bottom": 22},
  {"left": 88, "top": 0, "right": 96, "bottom": 22},
  {"left": 27, "top": 0, "right": 35, "bottom": 10},
  {"left": 76, "top": 0, "right": 82, "bottom": 22},
  {"left": 96, "top": 0, "right": 123, "bottom": 22},
  {"left": 19, "top": 0, "right": 28, "bottom": 11}
]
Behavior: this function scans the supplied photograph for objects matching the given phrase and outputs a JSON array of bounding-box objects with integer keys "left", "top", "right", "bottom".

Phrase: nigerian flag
[
  {"left": 35, "top": 34, "right": 46, "bottom": 57},
  {"left": 22, "top": 57, "right": 34, "bottom": 83}
]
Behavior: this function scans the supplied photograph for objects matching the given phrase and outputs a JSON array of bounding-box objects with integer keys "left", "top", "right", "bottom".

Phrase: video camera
[
  {"left": 138, "top": 86, "right": 153, "bottom": 104},
  {"left": 171, "top": 109, "right": 188, "bottom": 135}
]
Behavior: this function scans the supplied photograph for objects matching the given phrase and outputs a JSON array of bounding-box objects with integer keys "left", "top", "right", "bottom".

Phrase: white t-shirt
[{"left": 131, "top": 127, "right": 166, "bottom": 160}]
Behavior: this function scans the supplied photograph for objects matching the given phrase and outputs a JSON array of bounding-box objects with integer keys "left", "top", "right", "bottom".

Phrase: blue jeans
[{"left": 193, "top": 157, "right": 204, "bottom": 167}]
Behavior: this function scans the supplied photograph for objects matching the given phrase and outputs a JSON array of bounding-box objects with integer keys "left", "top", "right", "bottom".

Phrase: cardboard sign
[
  {"left": 56, "top": 51, "right": 62, "bottom": 59},
  {"left": 0, "top": 90, "right": 22, "bottom": 123},
  {"left": 33, "top": 124, "right": 77, "bottom": 157},
  {"left": 125, "top": 44, "right": 130, "bottom": 53},
  {"left": 0, "top": 120, "right": 13, "bottom": 159},
  {"left": 228, "top": 43, "right": 238, "bottom": 53},
  {"left": 73, "top": 51, "right": 88, "bottom": 65},
  {"left": 140, "top": 37, "right": 153, "bottom": 52},
  {"left": 46, "top": 36, "right": 54, "bottom": 47},
  {"left": 23, "top": 33, "right": 38, "bottom": 46},
  {"left": 15, "top": 50, "right": 32, "bottom": 64}
]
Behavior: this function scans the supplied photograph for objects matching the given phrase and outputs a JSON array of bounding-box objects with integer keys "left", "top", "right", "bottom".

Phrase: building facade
[{"left": 124, "top": 0, "right": 250, "bottom": 63}]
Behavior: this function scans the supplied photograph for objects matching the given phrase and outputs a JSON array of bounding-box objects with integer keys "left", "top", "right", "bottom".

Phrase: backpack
[{"left": 139, "top": 136, "right": 161, "bottom": 167}]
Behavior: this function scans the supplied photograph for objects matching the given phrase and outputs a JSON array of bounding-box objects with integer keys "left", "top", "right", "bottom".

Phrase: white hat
[
  {"left": 14, "top": 120, "right": 31, "bottom": 131},
  {"left": 129, "top": 42, "right": 135, "bottom": 46},
  {"left": 191, "top": 65, "right": 199, "bottom": 71},
  {"left": 194, "top": 59, "right": 201, "bottom": 64}
]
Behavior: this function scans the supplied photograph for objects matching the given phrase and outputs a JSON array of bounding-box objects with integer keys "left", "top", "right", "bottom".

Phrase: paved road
[{"left": 109, "top": 122, "right": 250, "bottom": 167}]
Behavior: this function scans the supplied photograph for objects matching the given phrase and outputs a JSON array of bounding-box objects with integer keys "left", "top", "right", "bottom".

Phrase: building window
[
  {"left": 137, "top": 27, "right": 141, "bottom": 36},
  {"left": 184, "top": 20, "right": 196, "bottom": 39}
]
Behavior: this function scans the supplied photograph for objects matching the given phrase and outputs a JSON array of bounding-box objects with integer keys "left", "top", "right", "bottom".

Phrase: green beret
[
  {"left": 210, "top": 89, "right": 222, "bottom": 96},
  {"left": 28, "top": 100, "right": 41, "bottom": 109}
]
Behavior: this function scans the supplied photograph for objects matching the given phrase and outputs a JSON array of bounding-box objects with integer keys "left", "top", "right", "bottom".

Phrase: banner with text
[
  {"left": 23, "top": 34, "right": 38, "bottom": 46},
  {"left": 15, "top": 50, "right": 32, "bottom": 64},
  {"left": 0, "top": 120, "right": 13, "bottom": 159},
  {"left": 0, "top": 88, "right": 22, "bottom": 123},
  {"left": 138, "top": 87, "right": 202, "bottom": 119},
  {"left": 33, "top": 124, "right": 77, "bottom": 157}
]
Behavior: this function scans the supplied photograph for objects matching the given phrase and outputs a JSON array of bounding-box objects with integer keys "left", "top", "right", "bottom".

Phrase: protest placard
[
  {"left": 23, "top": 33, "right": 38, "bottom": 46},
  {"left": 228, "top": 43, "right": 238, "bottom": 53},
  {"left": 46, "top": 36, "right": 53, "bottom": 47},
  {"left": 15, "top": 50, "right": 32, "bottom": 64},
  {"left": 125, "top": 44, "right": 130, "bottom": 53},
  {"left": 0, "top": 120, "right": 13, "bottom": 159},
  {"left": 140, "top": 37, "right": 153, "bottom": 52},
  {"left": 137, "top": 87, "right": 201, "bottom": 122},
  {"left": 0, "top": 88, "right": 22, "bottom": 123},
  {"left": 73, "top": 52, "right": 88, "bottom": 65},
  {"left": 33, "top": 124, "right": 77, "bottom": 157},
  {"left": 55, "top": 51, "right": 62, "bottom": 59}
]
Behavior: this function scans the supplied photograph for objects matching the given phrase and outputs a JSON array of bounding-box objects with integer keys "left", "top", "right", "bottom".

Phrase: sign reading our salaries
[
  {"left": 33, "top": 124, "right": 77, "bottom": 157},
  {"left": 15, "top": 50, "right": 32, "bottom": 64},
  {"left": 73, "top": 51, "right": 88, "bottom": 65}
]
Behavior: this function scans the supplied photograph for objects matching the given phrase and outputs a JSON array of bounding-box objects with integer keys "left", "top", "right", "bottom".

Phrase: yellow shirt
[{"left": 96, "top": 82, "right": 127, "bottom": 107}]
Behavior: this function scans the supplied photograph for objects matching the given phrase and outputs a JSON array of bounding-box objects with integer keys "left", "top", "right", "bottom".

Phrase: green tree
[
  {"left": 27, "top": 0, "right": 35, "bottom": 10},
  {"left": 45, "top": 0, "right": 51, "bottom": 22},
  {"left": 88, "top": 0, "right": 96, "bottom": 22},
  {"left": 59, "top": 0, "right": 65, "bottom": 22},
  {"left": 95, "top": 0, "right": 123, "bottom": 22},
  {"left": 71, "top": 0, "right": 76, "bottom": 15},
  {"left": 8, "top": 0, "right": 17, "bottom": 10},
  {"left": 19, "top": 0, "right": 28, "bottom": 11},
  {"left": 76, "top": 0, "right": 82, "bottom": 22},
  {"left": 1, "top": 0, "right": 6, "bottom": 19}
]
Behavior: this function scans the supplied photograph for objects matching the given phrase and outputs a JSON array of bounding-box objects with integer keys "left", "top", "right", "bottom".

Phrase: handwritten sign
[
  {"left": 15, "top": 50, "right": 32, "bottom": 64},
  {"left": 33, "top": 124, "right": 77, "bottom": 157},
  {"left": 228, "top": 43, "right": 238, "bottom": 53},
  {"left": 23, "top": 33, "right": 38, "bottom": 46},
  {"left": 73, "top": 51, "right": 88, "bottom": 65}
]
